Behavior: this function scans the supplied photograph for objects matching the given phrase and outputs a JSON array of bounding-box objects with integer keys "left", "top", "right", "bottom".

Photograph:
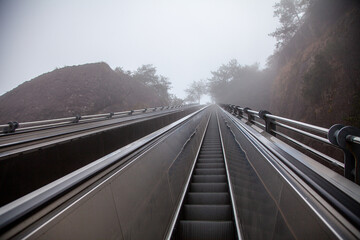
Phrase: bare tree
[{"left": 185, "top": 80, "right": 207, "bottom": 104}]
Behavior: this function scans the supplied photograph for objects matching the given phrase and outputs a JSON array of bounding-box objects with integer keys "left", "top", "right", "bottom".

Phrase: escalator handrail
[{"left": 0, "top": 106, "right": 208, "bottom": 233}]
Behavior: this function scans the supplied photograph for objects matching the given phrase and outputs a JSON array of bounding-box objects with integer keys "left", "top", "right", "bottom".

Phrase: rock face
[
  {"left": 270, "top": 0, "right": 360, "bottom": 128},
  {"left": 0, "top": 62, "right": 165, "bottom": 123}
]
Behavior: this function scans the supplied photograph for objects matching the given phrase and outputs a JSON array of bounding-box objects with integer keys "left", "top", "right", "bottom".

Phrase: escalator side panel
[
  {"left": 0, "top": 107, "right": 201, "bottom": 207},
  {"left": 218, "top": 108, "right": 342, "bottom": 239},
  {"left": 11, "top": 109, "right": 210, "bottom": 240},
  {"left": 22, "top": 185, "right": 123, "bottom": 240},
  {"left": 218, "top": 112, "right": 292, "bottom": 240}
]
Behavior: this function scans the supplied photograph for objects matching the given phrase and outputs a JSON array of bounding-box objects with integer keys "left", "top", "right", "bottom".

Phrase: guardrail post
[
  {"left": 259, "top": 110, "right": 276, "bottom": 136},
  {"left": 108, "top": 112, "right": 114, "bottom": 118},
  {"left": 328, "top": 124, "right": 360, "bottom": 183},
  {"left": 235, "top": 106, "right": 243, "bottom": 118},
  {"left": 129, "top": 110, "right": 134, "bottom": 115},
  {"left": 243, "top": 107, "right": 254, "bottom": 124},
  {"left": 72, "top": 115, "right": 81, "bottom": 123},
  {"left": 226, "top": 104, "right": 232, "bottom": 113},
  {"left": 228, "top": 105, "right": 234, "bottom": 114},
  {"left": 3, "top": 121, "right": 19, "bottom": 133}
]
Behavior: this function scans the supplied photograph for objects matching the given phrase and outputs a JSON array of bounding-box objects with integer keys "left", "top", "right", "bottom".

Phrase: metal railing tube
[
  {"left": 265, "top": 114, "right": 328, "bottom": 135},
  {"left": 247, "top": 109, "right": 259, "bottom": 115},
  {"left": 347, "top": 135, "right": 360, "bottom": 145},
  {"left": 221, "top": 103, "right": 360, "bottom": 184},
  {"left": 276, "top": 122, "right": 333, "bottom": 146},
  {"left": 1, "top": 105, "right": 190, "bottom": 134}
]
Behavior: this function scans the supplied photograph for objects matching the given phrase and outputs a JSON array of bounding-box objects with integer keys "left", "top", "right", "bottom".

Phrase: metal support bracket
[
  {"left": 259, "top": 110, "right": 276, "bottom": 136},
  {"left": 243, "top": 107, "right": 254, "bottom": 124},
  {"left": 235, "top": 106, "right": 243, "bottom": 118},
  {"left": 3, "top": 121, "right": 19, "bottom": 133},
  {"left": 328, "top": 124, "right": 360, "bottom": 183},
  {"left": 72, "top": 115, "right": 81, "bottom": 123}
]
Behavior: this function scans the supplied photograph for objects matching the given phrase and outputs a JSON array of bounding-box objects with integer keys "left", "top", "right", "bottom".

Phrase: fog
[{"left": 0, "top": 0, "right": 278, "bottom": 99}]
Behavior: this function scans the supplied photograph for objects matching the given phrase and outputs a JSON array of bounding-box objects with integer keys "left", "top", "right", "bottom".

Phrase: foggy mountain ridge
[{"left": 0, "top": 62, "right": 169, "bottom": 123}]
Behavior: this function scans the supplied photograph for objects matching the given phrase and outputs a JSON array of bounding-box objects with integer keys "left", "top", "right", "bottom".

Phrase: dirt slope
[{"left": 0, "top": 62, "right": 165, "bottom": 123}]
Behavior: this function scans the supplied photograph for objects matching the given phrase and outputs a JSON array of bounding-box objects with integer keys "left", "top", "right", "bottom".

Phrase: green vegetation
[
  {"left": 345, "top": 93, "right": 360, "bottom": 128},
  {"left": 269, "top": 0, "right": 310, "bottom": 49},
  {"left": 115, "top": 64, "right": 174, "bottom": 105},
  {"left": 132, "top": 65, "right": 172, "bottom": 104},
  {"left": 301, "top": 54, "right": 333, "bottom": 104}
]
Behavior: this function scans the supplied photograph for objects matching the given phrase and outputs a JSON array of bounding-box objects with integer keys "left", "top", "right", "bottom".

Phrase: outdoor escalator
[{"left": 172, "top": 113, "right": 236, "bottom": 240}]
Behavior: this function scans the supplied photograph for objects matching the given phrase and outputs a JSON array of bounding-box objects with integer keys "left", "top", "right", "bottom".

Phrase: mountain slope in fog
[
  {"left": 270, "top": 0, "right": 360, "bottom": 128},
  {"left": 0, "top": 62, "right": 165, "bottom": 123}
]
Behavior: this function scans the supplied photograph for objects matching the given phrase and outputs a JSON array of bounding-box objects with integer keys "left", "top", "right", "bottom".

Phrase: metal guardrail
[
  {"left": 221, "top": 104, "right": 360, "bottom": 184},
  {"left": 0, "top": 105, "right": 187, "bottom": 134}
]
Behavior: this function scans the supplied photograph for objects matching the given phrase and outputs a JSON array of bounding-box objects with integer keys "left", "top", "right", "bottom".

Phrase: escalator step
[
  {"left": 183, "top": 205, "right": 232, "bottom": 220},
  {"left": 177, "top": 220, "right": 235, "bottom": 240},
  {"left": 186, "top": 192, "right": 230, "bottom": 204},
  {"left": 192, "top": 175, "right": 227, "bottom": 183},
  {"left": 197, "top": 159, "right": 223, "bottom": 163},
  {"left": 190, "top": 183, "right": 228, "bottom": 192},
  {"left": 194, "top": 168, "right": 226, "bottom": 175},
  {"left": 172, "top": 114, "right": 236, "bottom": 240},
  {"left": 196, "top": 163, "right": 224, "bottom": 168},
  {"left": 200, "top": 149, "right": 222, "bottom": 152},
  {"left": 199, "top": 153, "right": 223, "bottom": 157}
]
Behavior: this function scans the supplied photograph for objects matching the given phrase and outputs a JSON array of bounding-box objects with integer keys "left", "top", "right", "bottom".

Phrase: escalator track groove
[{"left": 172, "top": 113, "right": 236, "bottom": 240}]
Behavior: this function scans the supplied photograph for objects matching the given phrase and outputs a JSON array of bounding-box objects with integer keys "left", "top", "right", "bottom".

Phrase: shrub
[{"left": 301, "top": 54, "right": 333, "bottom": 104}]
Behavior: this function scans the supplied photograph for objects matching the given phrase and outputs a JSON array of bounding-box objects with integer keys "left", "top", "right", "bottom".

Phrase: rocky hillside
[
  {"left": 0, "top": 62, "right": 167, "bottom": 123},
  {"left": 270, "top": 0, "right": 360, "bottom": 128}
]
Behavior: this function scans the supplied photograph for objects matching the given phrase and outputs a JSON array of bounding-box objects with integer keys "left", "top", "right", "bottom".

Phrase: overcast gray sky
[{"left": 0, "top": 0, "right": 278, "bottom": 100}]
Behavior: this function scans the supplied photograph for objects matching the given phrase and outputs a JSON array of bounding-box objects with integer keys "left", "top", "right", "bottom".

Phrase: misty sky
[{"left": 0, "top": 0, "right": 278, "bottom": 100}]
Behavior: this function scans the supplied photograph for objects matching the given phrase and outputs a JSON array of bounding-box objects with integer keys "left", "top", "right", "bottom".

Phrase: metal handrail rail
[
  {"left": 224, "top": 104, "right": 330, "bottom": 140},
  {"left": 275, "top": 122, "right": 332, "bottom": 146},
  {"left": 247, "top": 109, "right": 259, "bottom": 115},
  {"left": 221, "top": 103, "right": 360, "bottom": 183},
  {"left": 0, "top": 105, "right": 187, "bottom": 134},
  {"left": 265, "top": 114, "right": 328, "bottom": 135},
  {"left": 272, "top": 130, "right": 344, "bottom": 169},
  {"left": 347, "top": 135, "right": 360, "bottom": 145}
]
